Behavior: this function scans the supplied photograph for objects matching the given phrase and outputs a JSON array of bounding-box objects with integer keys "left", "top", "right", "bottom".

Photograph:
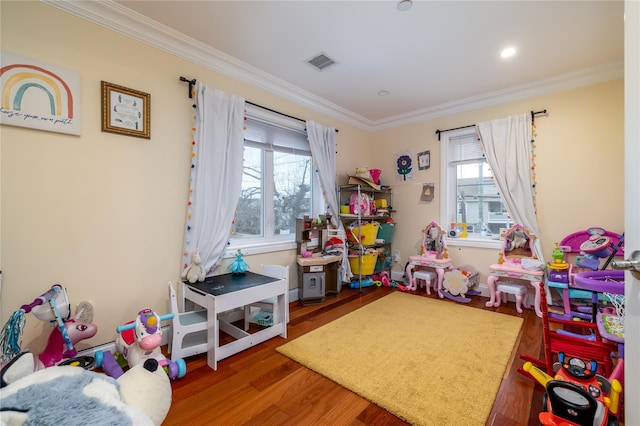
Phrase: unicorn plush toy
[{"left": 182, "top": 251, "right": 206, "bottom": 283}]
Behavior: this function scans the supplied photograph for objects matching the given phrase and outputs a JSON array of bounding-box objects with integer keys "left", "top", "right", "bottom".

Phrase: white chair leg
[{"left": 244, "top": 305, "right": 251, "bottom": 331}]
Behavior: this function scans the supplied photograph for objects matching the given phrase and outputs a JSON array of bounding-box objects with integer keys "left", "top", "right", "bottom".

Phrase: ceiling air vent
[{"left": 306, "top": 52, "right": 337, "bottom": 71}]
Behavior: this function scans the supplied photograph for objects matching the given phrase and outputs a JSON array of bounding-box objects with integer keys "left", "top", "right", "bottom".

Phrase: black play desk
[{"left": 183, "top": 272, "right": 287, "bottom": 370}]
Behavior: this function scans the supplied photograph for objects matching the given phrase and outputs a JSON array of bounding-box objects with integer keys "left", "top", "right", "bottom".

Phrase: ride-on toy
[
  {"left": 523, "top": 352, "right": 622, "bottom": 426},
  {"left": 96, "top": 308, "right": 186, "bottom": 380},
  {"left": 0, "top": 284, "right": 97, "bottom": 369}
]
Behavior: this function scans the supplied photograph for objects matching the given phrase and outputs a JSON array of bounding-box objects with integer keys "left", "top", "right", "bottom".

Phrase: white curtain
[
  {"left": 306, "top": 121, "right": 352, "bottom": 282},
  {"left": 477, "top": 114, "right": 545, "bottom": 263},
  {"left": 182, "top": 83, "right": 246, "bottom": 275}
]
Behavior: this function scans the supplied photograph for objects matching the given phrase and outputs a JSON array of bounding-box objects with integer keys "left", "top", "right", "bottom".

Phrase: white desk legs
[
  {"left": 205, "top": 295, "right": 218, "bottom": 371},
  {"left": 277, "top": 293, "right": 287, "bottom": 338}
]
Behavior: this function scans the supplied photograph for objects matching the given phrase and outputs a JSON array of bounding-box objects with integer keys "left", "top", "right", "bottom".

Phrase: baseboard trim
[{"left": 76, "top": 325, "right": 171, "bottom": 359}]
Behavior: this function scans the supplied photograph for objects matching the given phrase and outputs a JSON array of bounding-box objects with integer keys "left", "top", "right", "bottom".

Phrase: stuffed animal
[
  {"left": 425, "top": 225, "right": 443, "bottom": 254},
  {"left": 0, "top": 351, "right": 172, "bottom": 426},
  {"left": 510, "top": 227, "right": 528, "bottom": 249},
  {"left": 182, "top": 251, "right": 206, "bottom": 283}
]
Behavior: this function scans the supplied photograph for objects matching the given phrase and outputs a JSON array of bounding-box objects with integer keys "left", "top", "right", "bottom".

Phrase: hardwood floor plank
[{"left": 164, "top": 286, "right": 544, "bottom": 425}]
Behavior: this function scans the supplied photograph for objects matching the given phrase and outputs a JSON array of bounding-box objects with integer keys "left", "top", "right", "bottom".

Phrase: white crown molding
[
  {"left": 42, "top": 0, "right": 623, "bottom": 133},
  {"left": 370, "top": 61, "right": 624, "bottom": 131},
  {"left": 40, "top": 0, "right": 374, "bottom": 130}
]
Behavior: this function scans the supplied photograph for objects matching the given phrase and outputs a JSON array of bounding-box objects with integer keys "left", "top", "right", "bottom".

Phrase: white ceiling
[{"left": 54, "top": 1, "right": 624, "bottom": 130}]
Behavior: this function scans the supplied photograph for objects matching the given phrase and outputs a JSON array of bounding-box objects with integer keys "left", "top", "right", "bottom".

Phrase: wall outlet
[{"left": 393, "top": 250, "right": 400, "bottom": 262}]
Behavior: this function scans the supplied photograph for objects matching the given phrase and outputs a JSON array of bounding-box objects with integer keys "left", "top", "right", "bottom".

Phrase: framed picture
[
  {"left": 421, "top": 183, "right": 435, "bottom": 201},
  {"left": 417, "top": 150, "right": 430, "bottom": 170},
  {"left": 1, "top": 52, "right": 81, "bottom": 135},
  {"left": 101, "top": 81, "right": 150, "bottom": 139}
]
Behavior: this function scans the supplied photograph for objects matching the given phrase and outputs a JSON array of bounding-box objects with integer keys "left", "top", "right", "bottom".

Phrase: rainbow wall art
[{"left": 1, "top": 52, "right": 81, "bottom": 135}]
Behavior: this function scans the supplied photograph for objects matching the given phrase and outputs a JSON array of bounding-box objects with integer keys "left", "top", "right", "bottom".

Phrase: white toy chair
[
  {"left": 167, "top": 282, "right": 208, "bottom": 361},
  {"left": 244, "top": 265, "right": 289, "bottom": 331}
]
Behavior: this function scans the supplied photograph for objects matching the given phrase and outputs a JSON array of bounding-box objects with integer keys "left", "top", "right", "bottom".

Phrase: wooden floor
[{"left": 164, "top": 286, "right": 547, "bottom": 425}]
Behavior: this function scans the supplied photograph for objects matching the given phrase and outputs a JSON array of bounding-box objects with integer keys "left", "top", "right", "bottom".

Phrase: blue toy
[
  {"left": 349, "top": 277, "right": 374, "bottom": 289},
  {"left": 229, "top": 249, "right": 249, "bottom": 274}
]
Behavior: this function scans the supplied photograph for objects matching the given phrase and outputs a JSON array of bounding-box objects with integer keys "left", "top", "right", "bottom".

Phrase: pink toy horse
[{"left": 37, "top": 318, "right": 97, "bottom": 369}]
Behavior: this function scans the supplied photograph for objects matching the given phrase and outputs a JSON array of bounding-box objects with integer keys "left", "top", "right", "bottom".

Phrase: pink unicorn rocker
[
  {"left": 0, "top": 284, "right": 97, "bottom": 370},
  {"left": 37, "top": 317, "right": 97, "bottom": 369}
]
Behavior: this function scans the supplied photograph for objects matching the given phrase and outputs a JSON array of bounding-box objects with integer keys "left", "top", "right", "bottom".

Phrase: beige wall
[
  {"left": 1, "top": 1, "right": 624, "bottom": 353},
  {"left": 0, "top": 1, "right": 368, "bottom": 351},
  {"left": 370, "top": 79, "right": 624, "bottom": 285}
]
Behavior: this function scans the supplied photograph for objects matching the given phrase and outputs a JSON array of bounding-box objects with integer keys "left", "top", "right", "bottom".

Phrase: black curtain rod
[
  {"left": 435, "top": 109, "right": 548, "bottom": 141},
  {"left": 531, "top": 109, "right": 547, "bottom": 122},
  {"left": 179, "top": 76, "right": 196, "bottom": 98},
  {"left": 245, "top": 101, "right": 306, "bottom": 124},
  {"left": 435, "top": 124, "right": 476, "bottom": 141},
  {"left": 179, "top": 76, "right": 338, "bottom": 132},
  {"left": 246, "top": 101, "right": 339, "bottom": 133}
]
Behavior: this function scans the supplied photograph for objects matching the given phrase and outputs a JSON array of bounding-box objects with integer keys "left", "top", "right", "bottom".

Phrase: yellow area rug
[{"left": 277, "top": 291, "right": 523, "bottom": 426}]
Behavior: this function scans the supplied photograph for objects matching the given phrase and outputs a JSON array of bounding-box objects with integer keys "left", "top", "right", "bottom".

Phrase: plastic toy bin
[
  {"left": 351, "top": 223, "right": 379, "bottom": 246},
  {"left": 377, "top": 222, "right": 396, "bottom": 243},
  {"left": 349, "top": 253, "right": 378, "bottom": 275}
]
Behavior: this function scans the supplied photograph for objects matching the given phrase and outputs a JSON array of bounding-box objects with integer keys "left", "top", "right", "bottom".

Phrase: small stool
[
  {"left": 496, "top": 282, "right": 530, "bottom": 313},
  {"left": 413, "top": 270, "right": 437, "bottom": 294}
]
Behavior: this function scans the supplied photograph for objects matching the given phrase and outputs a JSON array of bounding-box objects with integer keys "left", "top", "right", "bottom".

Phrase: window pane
[
  {"left": 274, "top": 151, "right": 311, "bottom": 235},
  {"left": 456, "top": 161, "right": 512, "bottom": 235},
  {"left": 234, "top": 146, "right": 263, "bottom": 238}
]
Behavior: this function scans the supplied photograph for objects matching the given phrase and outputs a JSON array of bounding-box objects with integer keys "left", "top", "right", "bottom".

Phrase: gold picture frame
[{"left": 101, "top": 81, "right": 150, "bottom": 139}]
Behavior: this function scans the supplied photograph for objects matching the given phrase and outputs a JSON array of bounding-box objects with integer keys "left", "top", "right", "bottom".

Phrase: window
[
  {"left": 440, "top": 128, "right": 513, "bottom": 245},
  {"left": 229, "top": 105, "right": 322, "bottom": 254}
]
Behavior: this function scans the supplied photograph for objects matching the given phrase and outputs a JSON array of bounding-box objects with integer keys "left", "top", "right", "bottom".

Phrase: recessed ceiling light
[
  {"left": 397, "top": 0, "right": 412, "bottom": 11},
  {"left": 500, "top": 47, "right": 516, "bottom": 58},
  {"left": 378, "top": 90, "right": 390, "bottom": 96}
]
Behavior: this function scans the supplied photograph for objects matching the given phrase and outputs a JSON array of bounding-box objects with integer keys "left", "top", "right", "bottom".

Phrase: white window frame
[
  {"left": 225, "top": 105, "right": 322, "bottom": 257},
  {"left": 440, "top": 127, "right": 503, "bottom": 249}
]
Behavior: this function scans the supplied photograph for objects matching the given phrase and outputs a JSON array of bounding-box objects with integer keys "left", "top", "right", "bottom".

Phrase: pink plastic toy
[
  {"left": 0, "top": 284, "right": 97, "bottom": 369},
  {"left": 37, "top": 318, "right": 97, "bottom": 369}
]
